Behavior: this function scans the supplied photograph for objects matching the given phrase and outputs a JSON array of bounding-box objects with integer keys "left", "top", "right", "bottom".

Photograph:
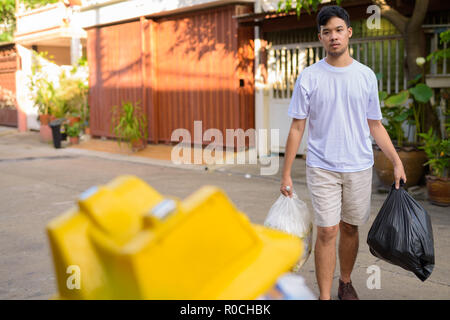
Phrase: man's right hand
[{"left": 280, "top": 176, "right": 293, "bottom": 198}]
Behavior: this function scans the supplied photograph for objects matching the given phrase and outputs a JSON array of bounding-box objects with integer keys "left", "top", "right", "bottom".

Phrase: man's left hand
[{"left": 393, "top": 162, "right": 407, "bottom": 189}]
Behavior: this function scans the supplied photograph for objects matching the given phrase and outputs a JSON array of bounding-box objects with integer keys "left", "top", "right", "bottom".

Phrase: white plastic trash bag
[{"left": 264, "top": 192, "right": 313, "bottom": 272}]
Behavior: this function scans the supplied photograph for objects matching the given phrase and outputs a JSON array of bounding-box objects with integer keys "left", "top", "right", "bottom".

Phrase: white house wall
[
  {"left": 16, "top": 45, "right": 39, "bottom": 131},
  {"left": 16, "top": 45, "right": 71, "bottom": 131},
  {"left": 79, "top": 0, "right": 254, "bottom": 29}
]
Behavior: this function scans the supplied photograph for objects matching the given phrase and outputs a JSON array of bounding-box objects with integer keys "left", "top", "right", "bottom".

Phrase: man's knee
[
  {"left": 340, "top": 220, "right": 358, "bottom": 235},
  {"left": 316, "top": 225, "right": 339, "bottom": 243},
  {"left": 339, "top": 221, "right": 358, "bottom": 236}
]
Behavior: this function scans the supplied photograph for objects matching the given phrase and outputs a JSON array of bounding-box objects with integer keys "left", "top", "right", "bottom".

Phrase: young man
[{"left": 280, "top": 6, "right": 407, "bottom": 300}]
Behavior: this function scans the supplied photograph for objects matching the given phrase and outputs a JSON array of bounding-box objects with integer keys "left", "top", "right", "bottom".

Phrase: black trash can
[{"left": 49, "top": 118, "right": 66, "bottom": 149}]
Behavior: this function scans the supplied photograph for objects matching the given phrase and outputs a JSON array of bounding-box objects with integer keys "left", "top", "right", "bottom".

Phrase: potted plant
[
  {"left": 373, "top": 52, "right": 441, "bottom": 189},
  {"left": 418, "top": 116, "right": 450, "bottom": 206},
  {"left": 60, "top": 60, "right": 90, "bottom": 132},
  {"left": 34, "top": 77, "right": 56, "bottom": 142},
  {"left": 29, "top": 51, "right": 57, "bottom": 141},
  {"left": 67, "top": 122, "right": 81, "bottom": 145},
  {"left": 57, "top": 68, "right": 89, "bottom": 125},
  {"left": 373, "top": 88, "right": 429, "bottom": 189},
  {"left": 111, "top": 101, "right": 148, "bottom": 152}
]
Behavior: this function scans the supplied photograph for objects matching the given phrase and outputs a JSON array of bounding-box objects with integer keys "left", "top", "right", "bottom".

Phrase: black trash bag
[{"left": 367, "top": 180, "right": 435, "bottom": 281}]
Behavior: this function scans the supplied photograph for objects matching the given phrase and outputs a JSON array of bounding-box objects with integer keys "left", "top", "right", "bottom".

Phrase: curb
[{"left": 63, "top": 147, "right": 209, "bottom": 172}]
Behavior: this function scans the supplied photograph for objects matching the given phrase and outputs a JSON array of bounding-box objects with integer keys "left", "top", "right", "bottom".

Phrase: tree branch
[
  {"left": 373, "top": 0, "right": 408, "bottom": 34},
  {"left": 409, "top": 0, "right": 429, "bottom": 30}
]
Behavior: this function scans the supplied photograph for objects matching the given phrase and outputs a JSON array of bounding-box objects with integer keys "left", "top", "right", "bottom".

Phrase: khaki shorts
[{"left": 306, "top": 165, "right": 373, "bottom": 227}]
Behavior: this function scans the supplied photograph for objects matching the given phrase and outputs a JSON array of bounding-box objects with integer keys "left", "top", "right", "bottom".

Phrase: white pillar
[
  {"left": 70, "top": 6, "right": 83, "bottom": 65},
  {"left": 70, "top": 37, "right": 82, "bottom": 65},
  {"left": 254, "top": 0, "right": 270, "bottom": 157}
]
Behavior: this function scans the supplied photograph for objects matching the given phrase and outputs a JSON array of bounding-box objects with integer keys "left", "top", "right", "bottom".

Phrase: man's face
[{"left": 318, "top": 16, "right": 352, "bottom": 57}]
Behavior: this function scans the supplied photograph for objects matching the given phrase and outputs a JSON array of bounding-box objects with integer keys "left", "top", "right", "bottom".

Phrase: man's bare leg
[
  {"left": 339, "top": 221, "right": 359, "bottom": 283},
  {"left": 315, "top": 225, "right": 339, "bottom": 300}
]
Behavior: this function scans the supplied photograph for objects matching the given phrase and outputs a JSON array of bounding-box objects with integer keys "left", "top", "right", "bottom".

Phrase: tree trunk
[
  {"left": 377, "top": 0, "right": 430, "bottom": 81},
  {"left": 405, "top": 27, "right": 427, "bottom": 81}
]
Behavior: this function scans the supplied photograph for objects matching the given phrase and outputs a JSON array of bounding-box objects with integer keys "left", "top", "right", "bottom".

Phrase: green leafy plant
[
  {"left": 427, "top": 30, "right": 450, "bottom": 64},
  {"left": 418, "top": 128, "right": 449, "bottom": 178},
  {"left": 408, "top": 80, "right": 433, "bottom": 142},
  {"left": 29, "top": 51, "right": 57, "bottom": 116},
  {"left": 379, "top": 71, "right": 435, "bottom": 147},
  {"left": 277, "top": 0, "right": 342, "bottom": 17},
  {"left": 29, "top": 51, "right": 89, "bottom": 123},
  {"left": 379, "top": 90, "right": 409, "bottom": 147},
  {"left": 111, "top": 101, "right": 148, "bottom": 150},
  {"left": 55, "top": 68, "right": 89, "bottom": 120},
  {"left": 1, "top": 0, "right": 59, "bottom": 44},
  {"left": 67, "top": 122, "right": 81, "bottom": 137}
]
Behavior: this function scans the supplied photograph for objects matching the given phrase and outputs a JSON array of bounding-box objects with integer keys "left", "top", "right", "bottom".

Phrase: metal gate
[{"left": 267, "top": 35, "right": 408, "bottom": 155}]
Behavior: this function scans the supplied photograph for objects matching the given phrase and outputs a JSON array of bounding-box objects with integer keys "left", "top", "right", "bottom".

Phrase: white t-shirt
[{"left": 288, "top": 58, "right": 382, "bottom": 172}]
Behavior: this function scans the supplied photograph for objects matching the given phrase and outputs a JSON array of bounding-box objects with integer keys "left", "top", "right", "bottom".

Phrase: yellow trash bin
[{"left": 47, "top": 175, "right": 303, "bottom": 299}]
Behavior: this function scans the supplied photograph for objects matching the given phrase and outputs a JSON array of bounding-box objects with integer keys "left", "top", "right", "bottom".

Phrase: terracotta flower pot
[
  {"left": 373, "top": 145, "right": 427, "bottom": 189},
  {"left": 39, "top": 114, "right": 51, "bottom": 126},
  {"left": 131, "top": 139, "right": 146, "bottom": 152},
  {"left": 426, "top": 175, "right": 450, "bottom": 207},
  {"left": 68, "top": 116, "right": 81, "bottom": 126},
  {"left": 70, "top": 136, "right": 80, "bottom": 145}
]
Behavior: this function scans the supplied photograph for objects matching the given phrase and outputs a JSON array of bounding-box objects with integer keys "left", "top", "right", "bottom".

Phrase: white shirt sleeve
[
  {"left": 288, "top": 73, "right": 310, "bottom": 119},
  {"left": 366, "top": 73, "right": 382, "bottom": 120}
]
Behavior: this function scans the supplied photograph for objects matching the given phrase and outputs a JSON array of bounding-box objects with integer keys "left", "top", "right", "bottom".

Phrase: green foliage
[
  {"left": 378, "top": 91, "right": 388, "bottom": 102},
  {"left": 407, "top": 73, "right": 423, "bottom": 88},
  {"left": 0, "top": 0, "right": 59, "bottom": 25},
  {"left": 29, "top": 51, "right": 56, "bottom": 116},
  {"left": 0, "top": 0, "right": 59, "bottom": 43},
  {"left": 380, "top": 70, "right": 435, "bottom": 147},
  {"left": 409, "top": 83, "right": 433, "bottom": 104},
  {"left": 380, "top": 90, "right": 409, "bottom": 147},
  {"left": 426, "top": 30, "right": 450, "bottom": 64},
  {"left": 111, "top": 101, "right": 148, "bottom": 150},
  {"left": 67, "top": 122, "right": 81, "bottom": 137},
  {"left": 0, "top": 0, "right": 17, "bottom": 26},
  {"left": 55, "top": 69, "right": 89, "bottom": 120},
  {"left": 29, "top": 51, "right": 89, "bottom": 123},
  {"left": 277, "top": 0, "right": 341, "bottom": 18},
  {"left": 0, "top": 29, "right": 14, "bottom": 43},
  {"left": 418, "top": 127, "right": 449, "bottom": 178},
  {"left": 0, "top": 0, "right": 16, "bottom": 44},
  {"left": 384, "top": 90, "right": 409, "bottom": 107}
]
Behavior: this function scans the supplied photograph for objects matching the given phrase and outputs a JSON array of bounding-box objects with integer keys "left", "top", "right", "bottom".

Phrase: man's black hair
[{"left": 316, "top": 5, "right": 351, "bottom": 32}]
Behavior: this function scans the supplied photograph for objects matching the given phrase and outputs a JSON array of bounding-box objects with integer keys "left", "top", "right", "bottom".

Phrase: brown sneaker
[{"left": 338, "top": 279, "right": 359, "bottom": 300}]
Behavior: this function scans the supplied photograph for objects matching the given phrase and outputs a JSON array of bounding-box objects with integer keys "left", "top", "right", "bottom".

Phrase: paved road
[{"left": 1, "top": 128, "right": 449, "bottom": 299}]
